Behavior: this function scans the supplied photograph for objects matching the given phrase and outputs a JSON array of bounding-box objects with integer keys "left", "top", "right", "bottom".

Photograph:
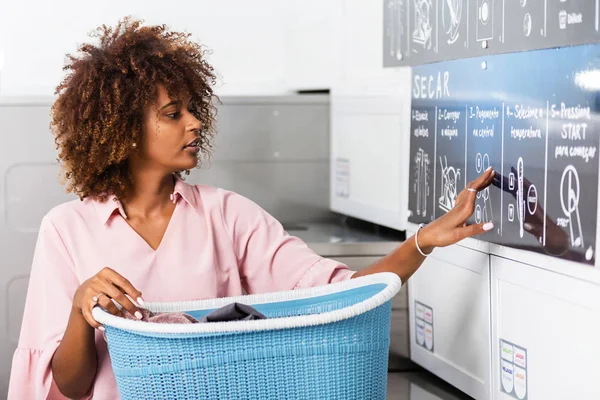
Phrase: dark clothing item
[{"left": 199, "top": 302, "right": 267, "bottom": 323}]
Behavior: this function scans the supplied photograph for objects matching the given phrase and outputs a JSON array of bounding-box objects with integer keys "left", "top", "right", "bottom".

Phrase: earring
[{"left": 132, "top": 142, "right": 137, "bottom": 149}]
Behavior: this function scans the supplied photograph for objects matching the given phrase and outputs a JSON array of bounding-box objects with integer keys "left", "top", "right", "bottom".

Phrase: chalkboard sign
[
  {"left": 407, "top": 44, "right": 600, "bottom": 265},
  {"left": 384, "top": 0, "right": 600, "bottom": 67}
]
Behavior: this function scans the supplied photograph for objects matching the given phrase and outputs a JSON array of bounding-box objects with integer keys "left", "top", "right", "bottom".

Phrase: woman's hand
[
  {"left": 418, "top": 167, "right": 496, "bottom": 251},
  {"left": 72, "top": 267, "right": 144, "bottom": 329}
]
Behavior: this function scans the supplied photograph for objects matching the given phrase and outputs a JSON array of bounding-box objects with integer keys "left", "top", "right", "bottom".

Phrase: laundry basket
[{"left": 92, "top": 272, "right": 401, "bottom": 400}]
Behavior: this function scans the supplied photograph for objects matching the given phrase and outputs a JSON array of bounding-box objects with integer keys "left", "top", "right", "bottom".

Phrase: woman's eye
[{"left": 167, "top": 112, "right": 180, "bottom": 119}]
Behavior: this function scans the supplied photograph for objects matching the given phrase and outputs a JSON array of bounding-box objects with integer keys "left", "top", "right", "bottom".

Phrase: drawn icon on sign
[
  {"left": 481, "top": 186, "right": 494, "bottom": 223},
  {"left": 509, "top": 172, "right": 515, "bottom": 190},
  {"left": 387, "top": 0, "right": 405, "bottom": 60},
  {"left": 508, "top": 204, "right": 515, "bottom": 222},
  {"left": 560, "top": 165, "right": 584, "bottom": 248},
  {"left": 477, "top": 0, "right": 494, "bottom": 41},
  {"left": 527, "top": 185, "right": 538, "bottom": 215},
  {"left": 517, "top": 157, "right": 525, "bottom": 238},
  {"left": 412, "top": 0, "right": 433, "bottom": 50},
  {"left": 439, "top": 156, "right": 461, "bottom": 212},
  {"left": 442, "top": 0, "right": 462, "bottom": 45},
  {"left": 559, "top": 10, "right": 567, "bottom": 30},
  {"left": 475, "top": 204, "right": 482, "bottom": 223},
  {"left": 523, "top": 13, "right": 532, "bottom": 37},
  {"left": 476, "top": 153, "right": 483, "bottom": 173},
  {"left": 479, "top": 0, "right": 490, "bottom": 24},
  {"left": 474, "top": 153, "right": 494, "bottom": 224},
  {"left": 414, "top": 148, "right": 431, "bottom": 217}
]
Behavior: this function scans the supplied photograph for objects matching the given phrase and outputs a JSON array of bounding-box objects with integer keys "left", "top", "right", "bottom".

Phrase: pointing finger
[{"left": 456, "top": 221, "right": 495, "bottom": 242}]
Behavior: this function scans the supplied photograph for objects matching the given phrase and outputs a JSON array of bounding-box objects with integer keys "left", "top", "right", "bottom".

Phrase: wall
[
  {"left": 0, "top": 1, "right": 404, "bottom": 96},
  {"left": 0, "top": 0, "right": 293, "bottom": 95}
]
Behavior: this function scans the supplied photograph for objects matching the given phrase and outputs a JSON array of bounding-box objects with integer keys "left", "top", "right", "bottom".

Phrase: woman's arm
[
  {"left": 351, "top": 230, "right": 430, "bottom": 283},
  {"left": 51, "top": 267, "right": 143, "bottom": 398},
  {"left": 51, "top": 308, "right": 98, "bottom": 399},
  {"left": 354, "top": 167, "right": 496, "bottom": 282}
]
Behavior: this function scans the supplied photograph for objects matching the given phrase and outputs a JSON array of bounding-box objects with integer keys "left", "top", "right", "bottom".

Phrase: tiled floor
[{"left": 386, "top": 371, "right": 475, "bottom": 400}]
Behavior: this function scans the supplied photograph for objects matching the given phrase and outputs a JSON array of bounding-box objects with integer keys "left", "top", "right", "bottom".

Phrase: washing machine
[{"left": 330, "top": 70, "right": 412, "bottom": 231}]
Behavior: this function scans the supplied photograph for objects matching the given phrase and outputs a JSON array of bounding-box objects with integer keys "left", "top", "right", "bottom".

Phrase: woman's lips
[{"left": 184, "top": 146, "right": 200, "bottom": 154}]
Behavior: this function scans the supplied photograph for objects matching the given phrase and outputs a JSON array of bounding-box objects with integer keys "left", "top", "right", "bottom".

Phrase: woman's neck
[{"left": 121, "top": 169, "right": 176, "bottom": 219}]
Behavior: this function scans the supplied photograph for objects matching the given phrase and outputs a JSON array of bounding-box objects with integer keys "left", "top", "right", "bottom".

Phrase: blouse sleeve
[
  {"left": 219, "top": 189, "right": 356, "bottom": 294},
  {"left": 8, "top": 215, "right": 91, "bottom": 399}
]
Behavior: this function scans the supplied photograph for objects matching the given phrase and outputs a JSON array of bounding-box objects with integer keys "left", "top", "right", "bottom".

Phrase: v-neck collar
[
  {"left": 90, "top": 175, "right": 199, "bottom": 224},
  {"left": 122, "top": 200, "right": 180, "bottom": 253}
]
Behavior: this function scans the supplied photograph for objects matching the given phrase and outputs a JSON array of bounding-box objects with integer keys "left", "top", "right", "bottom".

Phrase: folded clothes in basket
[
  {"left": 199, "top": 302, "right": 267, "bottom": 323},
  {"left": 121, "top": 302, "right": 266, "bottom": 324}
]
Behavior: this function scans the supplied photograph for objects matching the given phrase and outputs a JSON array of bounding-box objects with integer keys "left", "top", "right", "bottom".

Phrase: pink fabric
[
  {"left": 8, "top": 178, "right": 355, "bottom": 400},
  {"left": 121, "top": 308, "right": 199, "bottom": 324}
]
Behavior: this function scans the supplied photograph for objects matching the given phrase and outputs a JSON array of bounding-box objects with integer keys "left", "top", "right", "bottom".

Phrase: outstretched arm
[{"left": 353, "top": 167, "right": 496, "bottom": 283}]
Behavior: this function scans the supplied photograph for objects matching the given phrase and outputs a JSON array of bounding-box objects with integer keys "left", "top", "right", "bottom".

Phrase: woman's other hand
[
  {"left": 72, "top": 267, "right": 144, "bottom": 329},
  {"left": 418, "top": 167, "right": 496, "bottom": 251}
]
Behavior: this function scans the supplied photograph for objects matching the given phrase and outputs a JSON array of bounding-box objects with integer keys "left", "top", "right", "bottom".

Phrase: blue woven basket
[{"left": 92, "top": 272, "right": 401, "bottom": 400}]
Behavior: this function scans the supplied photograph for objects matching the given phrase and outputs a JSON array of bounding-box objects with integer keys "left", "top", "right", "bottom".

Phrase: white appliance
[
  {"left": 407, "top": 231, "right": 493, "bottom": 400},
  {"left": 329, "top": 71, "right": 412, "bottom": 231},
  {"left": 491, "top": 256, "right": 600, "bottom": 400}
]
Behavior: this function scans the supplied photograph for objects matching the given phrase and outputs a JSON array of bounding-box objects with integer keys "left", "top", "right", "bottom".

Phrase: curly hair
[{"left": 51, "top": 17, "right": 218, "bottom": 201}]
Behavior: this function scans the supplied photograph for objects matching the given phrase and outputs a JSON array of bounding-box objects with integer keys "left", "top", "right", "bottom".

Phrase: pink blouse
[{"left": 8, "top": 178, "right": 355, "bottom": 399}]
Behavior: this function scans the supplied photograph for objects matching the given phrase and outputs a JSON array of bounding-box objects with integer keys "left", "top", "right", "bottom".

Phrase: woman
[{"left": 8, "top": 18, "right": 494, "bottom": 399}]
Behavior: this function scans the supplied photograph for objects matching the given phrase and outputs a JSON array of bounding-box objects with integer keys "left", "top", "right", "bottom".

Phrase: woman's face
[{"left": 134, "top": 84, "right": 203, "bottom": 174}]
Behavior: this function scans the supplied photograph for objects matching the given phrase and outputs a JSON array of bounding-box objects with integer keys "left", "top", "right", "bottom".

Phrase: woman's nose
[{"left": 186, "top": 115, "right": 202, "bottom": 134}]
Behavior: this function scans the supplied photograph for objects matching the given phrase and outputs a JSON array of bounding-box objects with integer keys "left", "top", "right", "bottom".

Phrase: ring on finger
[{"left": 92, "top": 293, "right": 106, "bottom": 303}]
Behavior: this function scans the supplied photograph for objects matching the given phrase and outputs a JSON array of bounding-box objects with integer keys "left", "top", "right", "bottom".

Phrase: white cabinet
[
  {"left": 408, "top": 240, "right": 492, "bottom": 400},
  {"left": 405, "top": 236, "right": 600, "bottom": 400},
  {"left": 491, "top": 256, "right": 600, "bottom": 400}
]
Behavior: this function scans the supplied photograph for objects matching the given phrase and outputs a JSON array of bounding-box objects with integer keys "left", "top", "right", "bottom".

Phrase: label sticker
[
  {"left": 501, "top": 360, "right": 514, "bottom": 394},
  {"left": 514, "top": 346, "right": 527, "bottom": 368},
  {"left": 423, "top": 307, "right": 434, "bottom": 324},
  {"left": 416, "top": 319, "right": 426, "bottom": 346},
  {"left": 335, "top": 158, "right": 350, "bottom": 198},
  {"left": 501, "top": 340, "right": 514, "bottom": 362},
  {"left": 424, "top": 323, "right": 434, "bottom": 351},
  {"left": 514, "top": 366, "right": 527, "bottom": 400},
  {"left": 415, "top": 301, "right": 434, "bottom": 352},
  {"left": 416, "top": 302, "right": 425, "bottom": 320},
  {"left": 500, "top": 339, "right": 528, "bottom": 400}
]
